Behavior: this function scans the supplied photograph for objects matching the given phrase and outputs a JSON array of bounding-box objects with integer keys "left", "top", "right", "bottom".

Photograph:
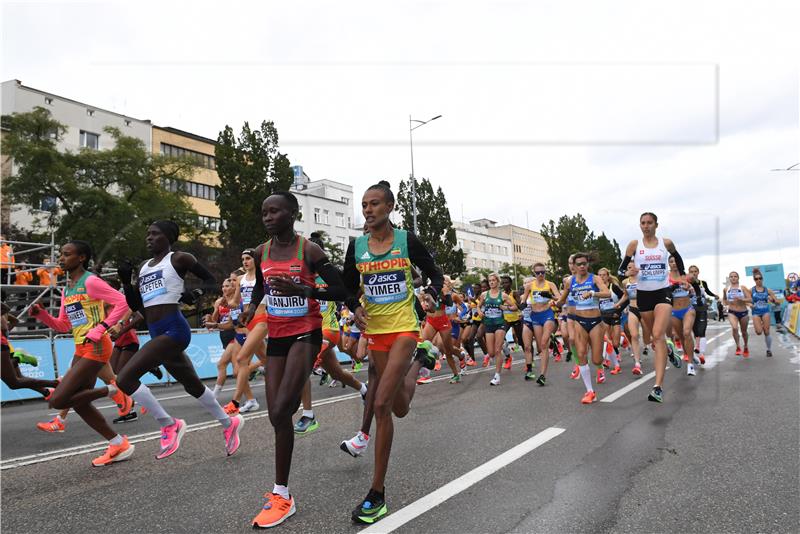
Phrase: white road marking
[
  {"left": 600, "top": 330, "right": 728, "bottom": 403},
  {"left": 359, "top": 426, "right": 566, "bottom": 534}
]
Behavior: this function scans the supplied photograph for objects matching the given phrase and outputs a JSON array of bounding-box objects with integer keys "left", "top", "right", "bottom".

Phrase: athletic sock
[
  {"left": 360, "top": 383, "right": 367, "bottom": 396},
  {"left": 765, "top": 335, "right": 772, "bottom": 350},
  {"left": 110, "top": 434, "right": 124, "bottom": 446},
  {"left": 106, "top": 384, "right": 118, "bottom": 398},
  {"left": 609, "top": 350, "right": 619, "bottom": 368},
  {"left": 579, "top": 364, "right": 593, "bottom": 392},
  {"left": 273, "top": 484, "right": 290, "bottom": 500},
  {"left": 55, "top": 414, "right": 64, "bottom": 423},
  {"left": 212, "top": 384, "right": 222, "bottom": 398},
  {"left": 197, "top": 387, "right": 231, "bottom": 428},
  {"left": 302, "top": 410, "right": 314, "bottom": 419},
  {"left": 131, "top": 384, "right": 174, "bottom": 427},
  {"left": 526, "top": 363, "right": 533, "bottom": 372},
  {"left": 613, "top": 346, "right": 619, "bottom": 355},
  {"left": 699, "top": 337, "right": 707, "bottom": 353}
]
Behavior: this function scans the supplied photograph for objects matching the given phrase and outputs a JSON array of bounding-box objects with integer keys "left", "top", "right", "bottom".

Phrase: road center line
[
  {"left": 360, "top": 426, "right": 565, "bottom": 534},
  {"left": 600, "top": 330, "right": 729, "bottom": 403}
]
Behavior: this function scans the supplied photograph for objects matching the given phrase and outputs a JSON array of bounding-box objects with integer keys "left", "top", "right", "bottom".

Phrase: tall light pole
[{"left": 409, "top": 114, "right": 442, "bottom": 235}]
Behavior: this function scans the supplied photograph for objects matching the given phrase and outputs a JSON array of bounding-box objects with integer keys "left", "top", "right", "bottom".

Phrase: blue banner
[{"left": 1, "top": 338, "right": 58, "bottom": 402}]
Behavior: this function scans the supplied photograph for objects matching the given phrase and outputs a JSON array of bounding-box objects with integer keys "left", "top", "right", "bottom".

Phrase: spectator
[
  {"left": 13, "top": 267, "right": 33, "bottom": 286},
  {"left": 36, "top": 261, "right": 63, "bottom": 287},
  {"left": 717, "top": 299, "right": 725, "bottom": 321},
  {"left": 0, "top": 234, "right": 15, "bottom": 285}
]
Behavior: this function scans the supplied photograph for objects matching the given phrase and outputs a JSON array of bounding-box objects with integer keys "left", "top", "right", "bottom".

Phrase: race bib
[
  {"left": 240, "top": 285, "right": 253, "bottom": 306},
  {"left": 484, "top": 307, "right": 503, "bottom": 319},
  {"left": 639, "top": 263, "right": 667, "bottom": 282},
  {"left": 230, "top": 307, "right": 242, "bottom": 322},
  {"left": 65, "top": 301, "right": 88, "bottom": 327},
  {"left": 673, "top": 286, "right": 690, "bottom": 298},
  {"left": 363, "top": 270, "right": 407, "bottom": 304},
  {"left": 599, "top": 299, "right": 615, "bottom": 312},
  {"left": 265, "top": 284, "right": 309, "bottom": 317},
  {"left": 319, "top": 301, "right": 329, "bottom": 313},
  {"left": 139, "top": 270, "right": 167, "bottom": 302},
  {"left": 533, "top": 291, "right": 550, "bottom": 304}
]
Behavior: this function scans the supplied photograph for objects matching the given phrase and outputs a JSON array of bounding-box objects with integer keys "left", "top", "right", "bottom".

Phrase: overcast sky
[{"left": 2, "top": 0, "right": 798, "bottom": 290}]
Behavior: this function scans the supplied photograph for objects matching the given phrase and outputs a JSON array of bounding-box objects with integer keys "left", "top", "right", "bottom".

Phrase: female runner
[
  {"left": 619, "top": 212, "right": 686, "bottom": 403},
  {"left": 342, "top": 181, "right": 442, "bottom": 524}
]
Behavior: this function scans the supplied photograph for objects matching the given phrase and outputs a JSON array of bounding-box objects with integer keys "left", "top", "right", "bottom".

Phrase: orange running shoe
[
  {"left": 570, "top": 365, "right": 580, "bottom": 380},
  {"left": 503, "top": 356, "right": 512, "bottom": 370},
  {"left": 111, "top": 385, "right": 134, "bottom": 417},
  {"left": 743, "top": 347, "right": 750, "bottom": 357},
  {"left": 465, "top": 358, "right": 477, "bottom": 367},
  {"left": 36, "top": 417, "right": 65, "bottom": 433},
  {"left": 92, "top": 436, "right": 135, "bottom": 466},
  {"left": 735, "top": 347, "right": 742, "bottom": 356},
  {"left": 434, "top": 360, "right": 442, "bottom": 371},
  {"left": 610, "top": 365, "right": 621, "bottom": 375},
  {"left": 482, "top": 356, "right": 490, "bottom": 367},
  {"left": 252, "top": 493, "right": 296, "bottom": 529},
  {"left": 416, "top": 376, "right": 432, "bottom": 385},
  {"left": 596, "top": 368, "right": 606, "bottom": 384},
  {"left": 682, "top": 353, "right": 690, "bottom": 362},
  {"left": 581, "top": 391, "right": 597, "bottom": 404},
  {"left": 223, "top": 401, "right": 240, "bottom": 415},
  {"left": 698, "top": 354, "right": 706, "bottom": 365}
]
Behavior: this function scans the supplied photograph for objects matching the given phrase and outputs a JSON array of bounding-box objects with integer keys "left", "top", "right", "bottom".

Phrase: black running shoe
[
  {"left": 647, "top": 387, "right": 663, "bottom": 403},
  {"left": 113, "top": 411, "right": 138, "bottom": 424},
  {"left": 352, "top": 489, "right": 388, "bottom": 524},
  {"left": 536, "top": 374, "right": 546, "bottom": 386}
]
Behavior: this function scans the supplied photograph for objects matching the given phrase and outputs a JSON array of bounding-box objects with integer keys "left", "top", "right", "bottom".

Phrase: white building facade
[
  {"left": 1, "top": 79, "right": 152, "bottom": 231},
  {"left": 454, "top": 219, "right": 513, "bottom": 272},
  {"left": 290, "top": 166, "right": 361, "bottom": 252}
]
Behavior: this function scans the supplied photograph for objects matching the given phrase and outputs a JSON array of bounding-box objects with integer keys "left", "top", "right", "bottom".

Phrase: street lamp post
[{"left": 409, "top": 114, "right": 442, "bottom": 235}]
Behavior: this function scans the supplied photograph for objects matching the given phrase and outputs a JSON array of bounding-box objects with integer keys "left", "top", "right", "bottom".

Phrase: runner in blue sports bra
[
  {"left": 555, "top": 252, "right": 611, "bottom": 404},
  {"left": 722, "top": 271, "right": 752, "bottom": 357},
  {"left": 668, "top": 257, "right": 697, "bottom": 376},
  {"left": 750, "top": 267, "right": 778, "bottom": 357}
]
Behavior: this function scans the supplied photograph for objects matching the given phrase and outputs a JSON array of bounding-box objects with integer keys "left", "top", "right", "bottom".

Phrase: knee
[
  {"left": 116, "top": 370, "right": 138, "bottom": 395},
  {"left": 49, "top": 392, "right": 69, "bottom": 410},
  {"left": 373, "top": 398, "right": 393, "bottom": 419},
  {"left": 267, "top": 401, "right": 294, "bottom": 427}
]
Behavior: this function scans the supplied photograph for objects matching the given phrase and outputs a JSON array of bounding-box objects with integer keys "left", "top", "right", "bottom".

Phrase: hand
[
  {"left": 268, "top": 275, "right": 304, "bottom": 296},
  {"left": 29, "top": 303, "right": 44, "bottom": 317},
  {"left": 354, "top": 306, "right": 369, "bottom": 331},
  {"left": 85, "top": 325, "right": 105, "bottom": 343},
  {"left": 107, "top": 324, "right": 121, "bottom": 340},
  {"left": 239, "top": 306, "right": 255, "bottom": 327}
]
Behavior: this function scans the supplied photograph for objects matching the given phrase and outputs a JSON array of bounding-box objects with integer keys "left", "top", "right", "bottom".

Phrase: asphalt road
[{"left": 2, "top": 323, "right": 798, "bottom": 534}]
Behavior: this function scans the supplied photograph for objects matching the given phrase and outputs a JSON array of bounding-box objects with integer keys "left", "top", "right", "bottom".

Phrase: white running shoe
[
  {"left": 340, "top": 431, "right": 370, "bottom": 457},
  {"left": 686, "top": 363, "right": 696, "bottom": 377},
  {"left": 490, "top": 374, "right": 500, "bottom": 386},
  {"left": 239, "top": 399, "right": 260, "bottom": 413}
]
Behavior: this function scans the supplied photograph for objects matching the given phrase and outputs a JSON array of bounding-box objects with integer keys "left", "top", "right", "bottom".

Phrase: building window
[
  {"left": 39, "top": 196, "right": 57, "bottom": 212},
  {"left": 124, "top": 119, "right": 131, "bottom": 127},
  {"left": 160, "top": 178, "right": 217, "bottom": 200},
  {"left": 160, "top": 143, "right": 216, "bottom": 170},
  {"left": 335, "top": 212, "right": 345, "bottom": 227},
  {"left": 80, "top": 130, "right": 99, "bottom": 150},
  {"left": 44, "top": 96, "right": 53, "bottom": 105},
  {"left": 86, "top": 109, "right": 94, "bottom": 116},
  {"left": 341, "top": 197, "right": 349, "bottom": 205},
  {"left": 322, "top": 209, "right": 329, "bottom": 225},
  {"left": 347, "top": 216, "right": 351, "bottom": 228},
  {"left": 338, "top": 236, "right": 347, "bottom": 249},
  {"left": 313, "top": 208, "right": 321, "bottom": 224},
  {"left": 196, "top": 215, "right": 222, "bottom": 232}
]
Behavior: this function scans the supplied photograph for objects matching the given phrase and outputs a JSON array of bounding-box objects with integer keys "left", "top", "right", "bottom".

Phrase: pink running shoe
[
  {"left": 156, "top": 418, "right": 186, "bottom": 460},
  {"left": 224, "top": 414, "right": 244, "bottom": 456}
]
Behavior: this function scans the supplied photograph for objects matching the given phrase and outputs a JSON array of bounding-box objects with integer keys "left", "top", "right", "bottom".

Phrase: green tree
[
  {"left": 540, "top": 214, "right": 593, "bottom": 280},
  {"left": 309, "top": 230, "right": 344, "bottom": 269},
  {"left": 461, "top": 267, "right": 493, "bottom": 287},
  {"left": 396, "top": 177, "right": 466, "bottom": 277},
  {"left": 1, "top": 107, "right": 202, "bottom": 266},
  {"left": 499, "top": 262, "right": 531, "bottom": 289},
  {"left": 215, "top": 121, "right": 293, "bottom": 253},
  {"left": 589, "top": 232, "right": 622, "bottom": 275}
]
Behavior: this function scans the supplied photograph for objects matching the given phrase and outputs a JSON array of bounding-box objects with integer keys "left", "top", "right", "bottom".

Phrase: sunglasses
[
  {"left": 534, "top": 270, "right": 546, "bottom": 275},
  {"left": 754, "top": 277, "right": 763, "bottom": 280},
  {"left": 575, "top": 262, "right": 588, "bottom": 267}
]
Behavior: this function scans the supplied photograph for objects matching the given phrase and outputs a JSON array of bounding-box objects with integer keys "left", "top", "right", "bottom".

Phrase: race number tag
[
  {"left": 65, "top": 301, "right": 88, "bottom": 327},
  {"left": 139, "top": 270, "right": 167, "bottom": 302},
  {"left": 265, "top": 282, "right": 309, "bottom": 317},
  {"left": 639, "top": 262, "right": 667, "bottom": 283},
  {"left": 363, "top": 270, "right": 407, "bottom": 304}
]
